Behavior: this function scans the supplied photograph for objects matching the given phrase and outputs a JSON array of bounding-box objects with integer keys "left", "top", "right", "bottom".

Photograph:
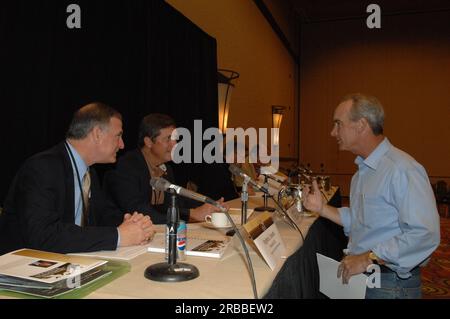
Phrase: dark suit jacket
[
  {"left": 103, "top": 149, "right": 191, "bottom": 224},
  {"left": 0, "top": 142, "right": 122, "bottom": 255}
]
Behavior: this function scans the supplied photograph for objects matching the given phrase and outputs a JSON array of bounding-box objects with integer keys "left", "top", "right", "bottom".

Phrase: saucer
[{"left": 202, "top": 222, "right": 233, "bottom": 230}]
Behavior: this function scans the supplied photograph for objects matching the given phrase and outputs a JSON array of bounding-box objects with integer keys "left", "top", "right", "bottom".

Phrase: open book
[{"left": 0, "top": 249, "right": 110, "bottom": 298}]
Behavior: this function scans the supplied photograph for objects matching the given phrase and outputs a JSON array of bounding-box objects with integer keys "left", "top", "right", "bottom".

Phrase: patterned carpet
[{"left": 422, "top": 217, "right": 450, "bottom": 298}]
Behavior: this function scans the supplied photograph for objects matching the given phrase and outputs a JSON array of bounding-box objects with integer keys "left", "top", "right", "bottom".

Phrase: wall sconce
[
  {"left": 272, "top": 105, "right": 286, "bottom": 145},
  {"left": 218, "top": 69, "right": 239, "bottom": 133}
]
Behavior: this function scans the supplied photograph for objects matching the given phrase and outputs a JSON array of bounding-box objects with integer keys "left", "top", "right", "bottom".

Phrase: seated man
[
  {"left": 103, "top": 113, "right": 225, "bottom": 224},
  {"left": 0, "top": 102, "right": 154, "bottom": 255}
]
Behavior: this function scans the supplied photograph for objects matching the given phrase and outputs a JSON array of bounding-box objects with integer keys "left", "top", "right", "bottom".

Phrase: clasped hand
[{"left": 119, "top": 212, "right": 155, "bottom": 247}]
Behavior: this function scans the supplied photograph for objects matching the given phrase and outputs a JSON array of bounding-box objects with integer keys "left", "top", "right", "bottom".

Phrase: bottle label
[{"left": 165, "top": 220, "right": 186, "bottom": 261}]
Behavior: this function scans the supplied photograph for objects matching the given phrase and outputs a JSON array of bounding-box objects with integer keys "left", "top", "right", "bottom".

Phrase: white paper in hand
[{"left": 316, "top": 253, "right": 367, "bottom": 299}]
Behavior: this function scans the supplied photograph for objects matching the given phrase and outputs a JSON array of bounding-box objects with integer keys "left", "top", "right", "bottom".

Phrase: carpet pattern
[{"left": 422, "top": 217, "right": 450, "bottom": 298}]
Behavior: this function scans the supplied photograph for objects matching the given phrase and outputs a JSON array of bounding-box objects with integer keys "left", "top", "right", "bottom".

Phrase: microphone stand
[
  {"left": 219, "top": 206, "right": 258, "bottom": 299},
  {"left": 254, "top": 175, "right": 275, "bottom": 212},
  {"left": 241, "top": 179, "right": 249, "bottom": 225},
  {"left": 144, "top": 189, "right": 199, "bottom": 282}
]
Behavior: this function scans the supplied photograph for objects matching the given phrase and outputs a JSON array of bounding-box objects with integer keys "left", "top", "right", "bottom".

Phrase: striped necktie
[{"left": 81, "top": 170, "right": 91, "bottom": 226}]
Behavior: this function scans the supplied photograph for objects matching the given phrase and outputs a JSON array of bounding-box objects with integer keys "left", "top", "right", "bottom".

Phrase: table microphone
[
  {"left": 229, "top": 165, "right": 303, "bottom": 238},
  {"left": 150, "top": 177, "right": 220, "bottom": 207},
  {"left": 228, "top": 164, "right": 269, "bottom": 194},
  {"left": 264, "top": 174, "right": 285, "bottom": 184},
  {"left": 145, "top": 179, "right": 200, "bottom": 283},
  {"left": 151, "top": 176, "right": 259, "bottom": 298}
]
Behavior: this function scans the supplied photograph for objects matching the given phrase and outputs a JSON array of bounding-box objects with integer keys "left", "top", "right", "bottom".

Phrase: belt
[
  {"left": 379, "top": 265, "right": 420, "bottom": 274},
  {"left": 365, "top": 265, "right": 420, "bottom": 277},
  {"left": 379, "top": 265, "right": 395, "bottom": 273}
]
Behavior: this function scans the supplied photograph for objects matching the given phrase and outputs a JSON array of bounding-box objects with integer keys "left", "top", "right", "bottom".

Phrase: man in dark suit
[
  {"left": 0, "top": 103, "right": 154, "bottom": 255},
  {"left": 104, "top": 114, "right": 227, "bottom": 224}
]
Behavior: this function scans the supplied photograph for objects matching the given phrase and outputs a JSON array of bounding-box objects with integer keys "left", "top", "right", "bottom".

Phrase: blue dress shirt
[
  {"left": 66, "top": 142, "right": 88, "bottom": 226},
  {"left": 338, "top": 138, "right": 440, "bottom": 277}
]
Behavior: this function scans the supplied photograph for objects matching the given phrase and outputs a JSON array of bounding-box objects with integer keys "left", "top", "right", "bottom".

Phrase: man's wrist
[
  {"left": 368, "top": 251, "right": 385, "bottom": 265},
  {"left": 319, "top": 203, "right": 327, "bottom": 216}
]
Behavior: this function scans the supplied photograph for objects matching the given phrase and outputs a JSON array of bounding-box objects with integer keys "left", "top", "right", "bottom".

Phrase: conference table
[{"left": 84, "top": 187, "right": 345, "bottom": 299}]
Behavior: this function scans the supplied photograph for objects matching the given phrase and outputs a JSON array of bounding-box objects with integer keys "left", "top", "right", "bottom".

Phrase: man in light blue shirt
[{"left": 303, "top": 93, "right": 440, "bottom": 299}]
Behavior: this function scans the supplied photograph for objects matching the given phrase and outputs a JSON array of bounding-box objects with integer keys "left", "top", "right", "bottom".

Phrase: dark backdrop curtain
[{"left": 0, "top": 0, "right": 218, "bottom": 203}]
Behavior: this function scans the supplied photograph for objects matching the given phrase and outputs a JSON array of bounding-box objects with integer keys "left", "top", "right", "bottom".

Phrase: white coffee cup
[{"left": 205, "top": 212, "right": 231, "bottom": 228}]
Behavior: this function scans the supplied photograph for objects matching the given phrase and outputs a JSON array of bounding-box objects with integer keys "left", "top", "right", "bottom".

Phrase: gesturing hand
[
  {"left": 302, "top": 179, "right": 325, "bottom": 214},
  {"left": 190, "top": 197, "right": 227, "bottom": 222}
]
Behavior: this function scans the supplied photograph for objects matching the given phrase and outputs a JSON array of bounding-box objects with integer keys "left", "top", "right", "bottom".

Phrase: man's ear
[
  {"left": 91, "top": 125, "right": 103, "bottom": 143},
  {"left": 144, "top": 136, "right": 153, "bottom": 148},
  {"left": 358, "top": 118, "right": 369, "bottom": 133}
]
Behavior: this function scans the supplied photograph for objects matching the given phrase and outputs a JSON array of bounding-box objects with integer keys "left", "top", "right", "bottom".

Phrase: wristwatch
[{"left": 368, "top": 251, "right": 384, "bottom": 265}]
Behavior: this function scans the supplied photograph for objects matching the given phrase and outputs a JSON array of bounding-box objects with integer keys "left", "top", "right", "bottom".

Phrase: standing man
[
  {"left": 0, "top": 103, "right": 154, "bottom": 254},
  {"left": 104, "top": 113, "right": 225, "bottom": 224},
  {"left": 303, "top": 93, "right": 440, "bottom": 299}
]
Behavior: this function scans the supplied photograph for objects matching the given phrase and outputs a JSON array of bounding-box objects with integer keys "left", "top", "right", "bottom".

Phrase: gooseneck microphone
[
  {"left": 150, "top": 177, "right": 220, "bottom": 207},
  {"left": 151, "top": 176, "right": 259, "bottom": 299},
  {"left": 259, "top": 166, "right": 286, "bottom": 184},
  {"left": 145, "top": 180, "right": 199, "bottom": 283},
  {"left": 264, "top": 174, "right": 285, "bottom": 184},
  {"left": 228, "top": 164, "right": 269, "bottom": 194},
  {"left": 228, "top": 165, "right": 304, "bottom": 240}
]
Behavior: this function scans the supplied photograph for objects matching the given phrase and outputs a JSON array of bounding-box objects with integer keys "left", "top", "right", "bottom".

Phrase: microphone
[
  {"left": 259, "top": 166, "right": 285, "bottom": 184},
  {"left": 151, "top": 176, "right": 258, "bottom": 298},
  {"left": 150, "top": 177, "right": 223, "bottom": 210},
  {"left": 229, "top": 164, "right": 269, "bottom": 194},
  {"left": 264, "top": 174, "right": 285, "bottom": 184},
  {"left": 229, "top": 166, "right": 304, "bottom": 238}
]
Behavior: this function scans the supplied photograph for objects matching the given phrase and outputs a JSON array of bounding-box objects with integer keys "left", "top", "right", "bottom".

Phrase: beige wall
[
  {"left": 300, "top": 11, "right": 450, "bottom": 195},
  {"left": 166, "top": 0, "right": 298, "bottom": 158}
]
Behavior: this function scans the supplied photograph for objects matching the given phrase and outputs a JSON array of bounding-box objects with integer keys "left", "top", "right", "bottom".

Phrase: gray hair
[
  {"left": 66, "top": 102, "right": 122, "bottom": 139},
  {"left": 342, "top": 93, "right": 384, "bottom": 135}
]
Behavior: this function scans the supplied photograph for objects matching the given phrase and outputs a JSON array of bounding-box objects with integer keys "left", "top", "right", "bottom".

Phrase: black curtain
[{"left": 0, "top": 0, "right": 218, "bottom": 203}]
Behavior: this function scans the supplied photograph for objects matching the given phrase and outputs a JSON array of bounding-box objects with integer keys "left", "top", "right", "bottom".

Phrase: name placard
[{"left": 243, "top": 212, "right": 286, "bottom": 270}]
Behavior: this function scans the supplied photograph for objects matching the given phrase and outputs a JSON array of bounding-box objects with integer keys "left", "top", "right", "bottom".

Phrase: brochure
[{"left": 0, "top": 249, "right": 110, "bottom": 298}]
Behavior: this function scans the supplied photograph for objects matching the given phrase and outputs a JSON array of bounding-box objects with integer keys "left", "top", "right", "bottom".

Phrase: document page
[{"left": 316, "top": 253, "right": 367, "bottom": 299}]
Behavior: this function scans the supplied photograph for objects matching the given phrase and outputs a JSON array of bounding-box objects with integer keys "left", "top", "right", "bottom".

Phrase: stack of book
[
  {"left": 0, "top": 249, "right": 111, "bottom": 298},
  {"left": 147, "top": 228, "right": 233, "bottom": 259}
]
